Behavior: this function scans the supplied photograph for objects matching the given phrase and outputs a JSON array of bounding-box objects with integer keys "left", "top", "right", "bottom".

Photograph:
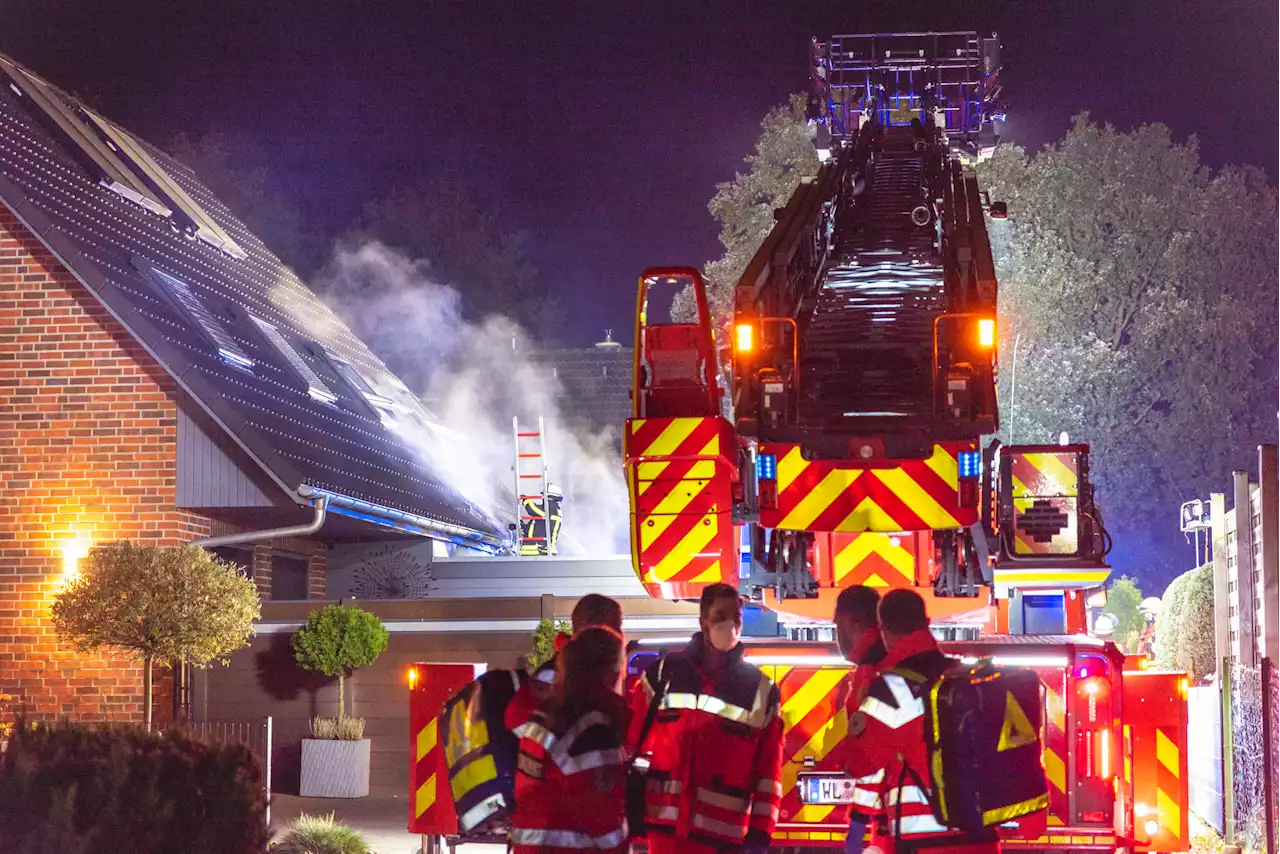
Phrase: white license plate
[{"left": 800, "top": 775, "right": 857, "bottom": 805}]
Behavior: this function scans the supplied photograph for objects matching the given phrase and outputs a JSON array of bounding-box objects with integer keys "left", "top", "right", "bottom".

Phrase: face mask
[{"left": 707, "top": 620, "right": 741, "bottom": 652}]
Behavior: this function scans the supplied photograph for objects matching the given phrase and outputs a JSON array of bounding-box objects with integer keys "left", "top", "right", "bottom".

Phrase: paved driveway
[{"left": 269, "top": 794, "right": 506, "bottom": 854}]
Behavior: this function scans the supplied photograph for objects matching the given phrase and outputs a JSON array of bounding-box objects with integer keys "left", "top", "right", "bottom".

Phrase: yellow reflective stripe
[
  {"left": 872, "top": 467, "right": 960, "bottom": 529},
  {"left": 751, "top": 800, "right": 780, "bottom": 817},
  {"left": 417, "top": 717, "right": 437, "bottom": 762},
  {"left": 449, "top": 753, "right": 498, "bottom": 800},
  {"left": 982, "top": 793, "right": 1049, "bottom": 827},
  {"left": 756, "top": 778, "right": 783, "bottom": 796},
  {"left": 1156, "top": 729, "right": 1179, "bottom": 778},
  {"left": 1158, "top": 787, "right": 1180, "bottom": 839},
  {"left": 886, "top": 786, "right": 931, "bottom": 806},
  {"left": 415, "top": 772, "right": 437, "bottom": 817},
  {"left": 696, "top": 787, "right": 750, "bottom": 811},
  {"left": 663, "top": 691, "right": 755, "bottom": 725},
  {"left": 692, "top": 813, "right": 747, "bottom": 840}
]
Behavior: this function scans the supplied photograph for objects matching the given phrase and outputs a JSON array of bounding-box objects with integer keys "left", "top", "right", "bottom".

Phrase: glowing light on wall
[{"left": 60, "top": 537, "right": 92, "bottom": 581}]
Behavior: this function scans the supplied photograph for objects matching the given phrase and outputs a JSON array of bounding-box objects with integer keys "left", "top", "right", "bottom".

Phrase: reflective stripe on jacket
[
  {"left": 511, "top": 700, "right": 630, "bottom": 854},
  {"left": 628, "top": 633, "right": 784, "bottom": 849}
]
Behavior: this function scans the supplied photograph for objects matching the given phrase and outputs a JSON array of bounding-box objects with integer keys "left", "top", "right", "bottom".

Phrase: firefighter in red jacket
[
  {"left": 832, "top": 585, "right": 889, "bottom": 854},
  {"left": 628, "top": 582, "right": 784, "bottom": 854},
  {"left": 511, "top": 627, "right": 631, "bottom": 854},
  {"left": 844, "top": 589, "right": 998, "bottom": 854},
  {"left": 506, "top": 594, "right": 624, "bottom": 734}
]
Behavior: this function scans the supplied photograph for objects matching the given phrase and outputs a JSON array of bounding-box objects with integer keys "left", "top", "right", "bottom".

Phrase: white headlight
[{"left": 1144, "top": 820, "right": 1160, "bottom": 836}]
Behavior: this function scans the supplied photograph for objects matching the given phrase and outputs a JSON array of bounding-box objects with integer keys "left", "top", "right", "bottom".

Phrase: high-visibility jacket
[
  {"left": 506, "top": 657, "right": 558, "bottom": 734},
  {"left": 839, "top": 639, "right": 888, "bottom": 819},
  {"left": 628, "top": 633, "right": 784, "bottom": 851},
  {"left": 510, "top": 696, "right": 630, "bottom": 854},
  {"left": 519, "top": 495, "right": 563, "bottom": 556},
  {"left": 844, "top": 629, "right": 997, "bottom": 854}
]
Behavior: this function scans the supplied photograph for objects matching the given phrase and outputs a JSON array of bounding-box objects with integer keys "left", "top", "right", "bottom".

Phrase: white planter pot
[{"left": 299, "top": 738, "right": 371, "bottom": 798}]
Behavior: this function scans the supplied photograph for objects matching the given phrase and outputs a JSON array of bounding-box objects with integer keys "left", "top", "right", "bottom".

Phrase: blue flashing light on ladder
[
  {"left": 756, "top": 454, "right": 778, "bottom": 481},
  {"left": 959, "top": 450, "right": 981, "bottom": 479}
]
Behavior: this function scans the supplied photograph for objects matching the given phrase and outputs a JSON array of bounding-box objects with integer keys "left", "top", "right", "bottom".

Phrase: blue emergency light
[
  {"left": 958, "top": 450, "right": 981, "bottom": 479},
  {"left": 756, "top": 453, "right": 778, "bottom": 481}
]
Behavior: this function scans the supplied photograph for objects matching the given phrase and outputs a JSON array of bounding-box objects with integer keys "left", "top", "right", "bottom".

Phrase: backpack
[
  {"left": 440, "top": 669, "right": 528, "bottom": 835},
  {"left": 922, "top": 661, "right": 1049, "bottom": 832}
]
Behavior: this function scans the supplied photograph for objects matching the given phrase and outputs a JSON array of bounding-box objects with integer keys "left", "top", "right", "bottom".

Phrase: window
[
  {"left": 0, "top": 57, "right": 244, "bottom": 260},
  {"left": 209, "top": 545, "right": 252, "bottom": 580},
  {"left": 80, "top": 108, "right": 246, "bottom": 259},
  {"left": 1, "top": 58, "right": 171, "bottom": 217},
  {"left": 270, "top": 553, "right": 309, "bottom": 601},
  {"left": 250, "top": 315, "right": 339, "bottom": 405},
  {"left": 141, "top": 263, "right": 255, "bottom": 369}
]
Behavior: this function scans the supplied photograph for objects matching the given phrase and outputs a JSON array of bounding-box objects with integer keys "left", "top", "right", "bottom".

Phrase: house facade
[{"left": 0, "top": 54, "right": 506, "bottom": 726}]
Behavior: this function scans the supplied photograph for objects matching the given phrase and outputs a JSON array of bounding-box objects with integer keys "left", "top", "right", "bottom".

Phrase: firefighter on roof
[
  {"left": 511, "top": 627, "right": 631, "bottom": 854},
  {"left": 628, "top": 583, "right": 784, "bottom": 854},
  {"left": 831, "top": 586, "right": 889, "bottom": 854},
  {"left": 519, "top": 484, "right": 563, "bottom": 556},
  {"left": 844, "top": 589, "right": 998, "bottom": 854}
]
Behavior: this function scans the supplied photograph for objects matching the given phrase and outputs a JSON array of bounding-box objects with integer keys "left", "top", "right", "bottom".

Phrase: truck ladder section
[{"left": 513, "top": 416, "right": 550, "bottom": 555}]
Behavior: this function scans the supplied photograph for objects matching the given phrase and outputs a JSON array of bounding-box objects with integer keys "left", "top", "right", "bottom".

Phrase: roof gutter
[
  {"left": 191, "top": 495, "right": 330, "bottom": 549},
  {"left": 296, "top": 485, "right": 510, "bottom": 556}
]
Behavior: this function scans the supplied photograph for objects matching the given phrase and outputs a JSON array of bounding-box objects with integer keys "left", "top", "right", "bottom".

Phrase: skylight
[
  {"left": 79, "top": 109, "right": 246, "bottom": 260},
  {"left": 0, "top": 58, "right": 172, "bottom": 217},
  {"left": 250, "top": 315, "right": 339, "bottom": 405},
  {"left": 148, "top": 267, "right": 255, "bottom": 369}
]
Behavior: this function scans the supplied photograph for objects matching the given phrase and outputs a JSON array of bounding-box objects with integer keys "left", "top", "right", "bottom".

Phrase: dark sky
[{"left": 3, "top": 0, "right": 1276, "bottom": 346}]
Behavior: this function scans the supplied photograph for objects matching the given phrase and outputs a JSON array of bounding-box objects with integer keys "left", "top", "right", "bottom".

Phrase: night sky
[{"left": 4, "top": 1, "right": 1275, "bottom": 346}]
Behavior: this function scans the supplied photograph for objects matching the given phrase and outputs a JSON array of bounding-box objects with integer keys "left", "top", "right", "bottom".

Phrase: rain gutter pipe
[
  {"left": 295, "top": 484, "right": 509, "bottom": 556},
  {"left": 190, "top": 494, "right": 330, "bottom": 549}
]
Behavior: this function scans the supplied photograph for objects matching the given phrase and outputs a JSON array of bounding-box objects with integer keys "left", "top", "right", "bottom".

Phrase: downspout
[{"left": 190, "top": 495, "right": 330, "bottom": 549}]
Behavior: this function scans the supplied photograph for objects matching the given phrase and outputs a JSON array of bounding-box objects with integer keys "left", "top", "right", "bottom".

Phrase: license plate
[{"left": 800, "top": 774, "right": 857, "bottom": 805}]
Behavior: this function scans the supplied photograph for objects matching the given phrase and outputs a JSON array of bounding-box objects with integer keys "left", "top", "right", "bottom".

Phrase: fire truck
[{"left": 622, "top": 31, "right": 1189, "bottom": 853}]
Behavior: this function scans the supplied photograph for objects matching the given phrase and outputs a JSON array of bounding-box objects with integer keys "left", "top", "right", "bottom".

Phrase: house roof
[
  {"left": 0, "top": 54, "right": 506, "bottom": 550},
  {"left": 530, "top": 339, "right": 634, "bottom": 436}
]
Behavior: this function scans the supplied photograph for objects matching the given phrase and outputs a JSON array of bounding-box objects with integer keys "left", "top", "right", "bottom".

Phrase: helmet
[{"left": 546, "top": 483, "right": 562, "bottom": 498}]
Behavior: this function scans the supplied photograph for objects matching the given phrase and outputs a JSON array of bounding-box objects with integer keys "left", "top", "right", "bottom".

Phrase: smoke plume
[{"left": 290, "top": 241, "right": 630, "bottom": 556}]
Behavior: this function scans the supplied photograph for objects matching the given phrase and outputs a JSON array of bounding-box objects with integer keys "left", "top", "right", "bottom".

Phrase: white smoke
[{"left": 296, "top": 241, "right": 630, "bottom": 556}]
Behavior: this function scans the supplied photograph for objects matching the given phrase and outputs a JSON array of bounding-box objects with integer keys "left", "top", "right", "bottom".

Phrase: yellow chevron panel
[
  {"left": 416, "top": 718, "right": 437, "bottom": 762},
  {"left": 415, "top": 773, "right": 437, "bottom": 817},
  {"left": 1156, "top": 729, "right": 1180, "bottom": 778}
]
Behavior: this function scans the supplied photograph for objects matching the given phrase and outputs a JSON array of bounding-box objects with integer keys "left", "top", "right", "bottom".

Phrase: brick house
[{"left": 0, "top": 54, "right": 506, "bottom": 726}]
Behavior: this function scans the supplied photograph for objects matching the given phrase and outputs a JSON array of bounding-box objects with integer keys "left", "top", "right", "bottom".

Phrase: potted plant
[{"left": 292, "top": 603, "right": 389, "bottom": 798}]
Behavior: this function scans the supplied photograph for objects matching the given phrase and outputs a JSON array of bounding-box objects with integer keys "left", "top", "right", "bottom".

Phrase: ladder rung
[
  {"left": 518, "top": 474, "right": 542, "bottom": 479},
  {"left": 517, "top": 453, "right": 541, "bottom": 458},
  {"left": 517, "top": 432, "right": 540, "bottom": 437},
  {"left": 519, "top": 495, "right": 544, "bottom": 500}
]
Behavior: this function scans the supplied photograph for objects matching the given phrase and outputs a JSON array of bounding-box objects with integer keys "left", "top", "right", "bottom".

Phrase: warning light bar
[
  {"left": 756, "top": 453, "right": 778, "bottom": 481},
  {"left": 735, "top": 323, "right": 755, "bottom": 353},
  {"left": 958, "top": 450, "right": 981, "bottom": 479}
]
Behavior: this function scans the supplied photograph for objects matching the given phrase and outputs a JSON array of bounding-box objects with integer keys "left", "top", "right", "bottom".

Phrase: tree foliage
[
  {"left": 528, "top": 618, "right": 570, "bottom": 670},
  {"left": 676, "top": 93, "right": 818, "bottom": 322},
  {"left": 292, "top": 604, "right": 389, "bottom": 722},
  {"left": 980, "top": 116, "right": 1278, "bottom": 576},
  {"left": 344, "top": 177, "right": 562, "bottom": 334},
  {"left": 1102, "top": 576, "right": 1144, "bottom": 652},
  {"left": 51, "top": 542, "right": 260, "bottom": 729},
  {"left": 1153, "top": 565, "right": 1215, "bottom": 680}
]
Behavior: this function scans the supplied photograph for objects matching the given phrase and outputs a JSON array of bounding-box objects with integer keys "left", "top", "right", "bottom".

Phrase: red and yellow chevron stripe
[
  {"left": 1008, "top": 450, "right": 1080, "bottom": 556},
  {"left": 625, "top": 416, "right": 738, "bottom": 598},
  {"left": 407, "top": 663, "right": 475, "bottom": 836},
  {"left": 757, "top": 663, "right": 854, "bottom": 831},
  {"left": 1038, "top": 669, "right": 1070, "bottom": 827},
  {"left": 761, "top": 442, "right": 978, "bottom": 533},
  {"left": 814, "top": 531, "right": 926, "bottom": 589}
]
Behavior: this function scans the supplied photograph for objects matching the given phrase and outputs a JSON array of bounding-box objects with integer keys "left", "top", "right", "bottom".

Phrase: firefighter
[
  {"left": 519, "top": 484, "right": 562, "bottom": 556},
  {"left": 844, "top": 589, "right": 998, "bottom": 854},
  {"left": 510, "top": 627, "right": 631, "bottom": 854},
  {"left": 507, "top": 594, "right": 624, "bottom": 734},
  {"left": 831, "top": 585, "right": 888, "bottom": 854},
  {"left": 628, "top": 582, "right": 784, "bottom": 854}
]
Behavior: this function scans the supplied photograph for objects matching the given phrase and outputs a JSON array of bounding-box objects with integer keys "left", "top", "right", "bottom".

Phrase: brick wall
[{"left": 0, "top": 209, "right": 212, "bottom": 725}]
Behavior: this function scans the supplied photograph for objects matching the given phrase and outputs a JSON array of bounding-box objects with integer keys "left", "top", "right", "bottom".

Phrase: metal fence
[
  {"left": 1188, "top": 684, "right": 1225, "bottom": 833},
  {"left": 177, "top": 717, "right": 273, "bottom": 826}
]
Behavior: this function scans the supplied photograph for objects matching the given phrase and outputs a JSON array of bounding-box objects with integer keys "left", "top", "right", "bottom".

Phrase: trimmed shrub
[
  {"left": 275, "top": 812, "right": 371, "bottom": 854},
  {"left": 0, "top": 718, "right": 267, "bottom": 854},
  {"left": 310, "top": 716, "right": 365, "bottom": 740}
]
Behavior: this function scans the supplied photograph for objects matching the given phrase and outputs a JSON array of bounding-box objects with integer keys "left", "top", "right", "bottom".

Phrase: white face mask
[{"left": 707, "top": 620, "right": 741, "bottom": 652}]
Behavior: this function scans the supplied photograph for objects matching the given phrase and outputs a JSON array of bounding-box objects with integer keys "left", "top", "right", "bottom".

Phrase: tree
[
  {"left": 165, "top": 131, "right": 315, "bottom": 274},
  {"left": 980, "top": 116, "right": 1278, "bottom": 579},
  {"left": 341, "top": 177, "right": 562, "bottom": 335},
  {"left": 1152, "top": 571, "right": 1189, "bottom": 670},
  {"left": 1103, "top": 576, "right": 1144, "bottom": 653},
  {"left": 291, "top": 604, "right": 389, "bottom": 720},
  {"left": 51, "top": 542, "right": 260, "bottom": 730},
  {"left": 675, "top": 93, "right": 819, "bottom": 322},
  {"left": 527, "top": 618, "right": 570, "bottom": 670},
  {"left": 1175, "top": 564, "right": 1216, "bottom": 682}
]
